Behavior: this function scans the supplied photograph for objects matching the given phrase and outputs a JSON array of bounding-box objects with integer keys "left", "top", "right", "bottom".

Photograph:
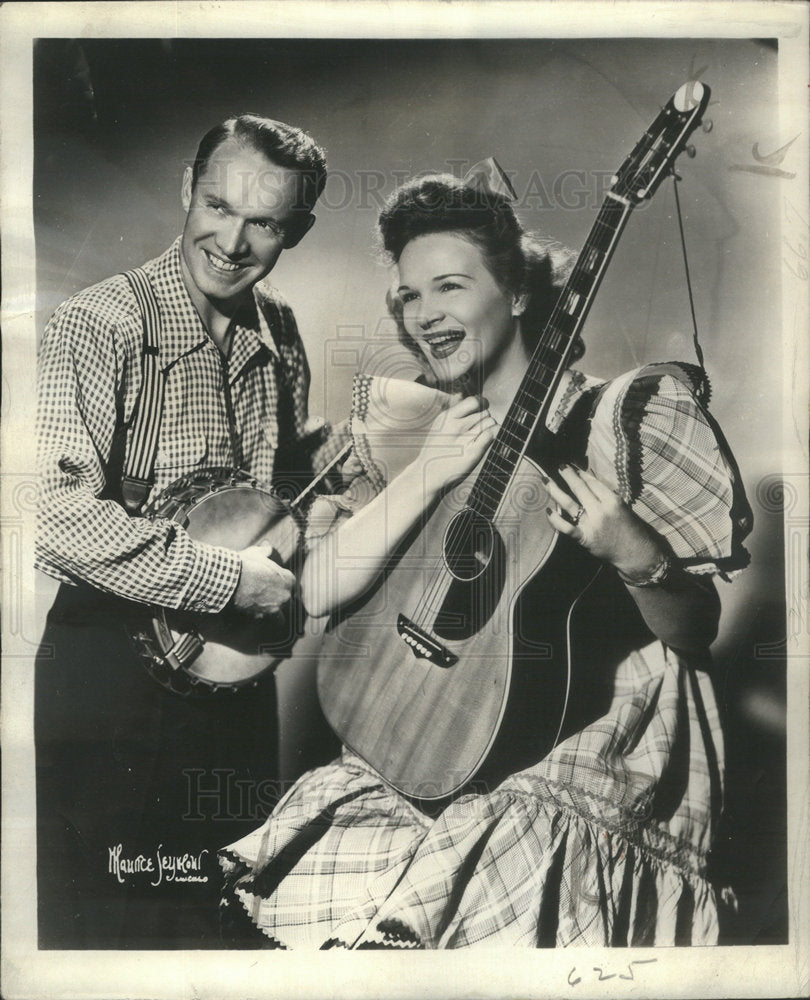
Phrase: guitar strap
[{"left": 120, "top": 267, "right": 165, "bottom": 514}]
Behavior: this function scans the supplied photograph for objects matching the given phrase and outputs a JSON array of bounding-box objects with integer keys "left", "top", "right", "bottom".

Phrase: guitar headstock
[{"left": 612, "top": 81, "right": 711, "bottom": 203}]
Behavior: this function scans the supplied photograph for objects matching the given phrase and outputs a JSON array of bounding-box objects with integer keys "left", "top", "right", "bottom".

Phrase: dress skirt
[{"left": 220, "top": 640, "right": 722, "bottom": 949}]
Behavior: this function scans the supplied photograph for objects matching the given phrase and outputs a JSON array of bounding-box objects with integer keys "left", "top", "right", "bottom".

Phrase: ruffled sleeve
[
  {"left": 584, "top": 362, "right": 752, "bottom": 577},
  {"left": 304, "top": 374, "right": 450, "bottom": 547}
]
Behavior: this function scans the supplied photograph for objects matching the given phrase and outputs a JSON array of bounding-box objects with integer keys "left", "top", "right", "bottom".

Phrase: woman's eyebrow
[{"left": 397, "top": 273, "right": 472, "bottom": 292}]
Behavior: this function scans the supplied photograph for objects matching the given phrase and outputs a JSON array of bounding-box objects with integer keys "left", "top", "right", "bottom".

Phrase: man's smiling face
[{"left": 180, "top": 138, "right": 310, "bottom": 317}]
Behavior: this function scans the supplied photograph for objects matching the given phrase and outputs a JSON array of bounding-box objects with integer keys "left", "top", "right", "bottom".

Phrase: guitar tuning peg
[
  {"left": 685, "top": 145, "right": 697, "bottom": 158},
  {"left": 701, "top": 119, "right": 713, "bottom": 133}
]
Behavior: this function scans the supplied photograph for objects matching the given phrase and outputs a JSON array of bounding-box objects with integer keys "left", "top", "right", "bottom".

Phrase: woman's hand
[
  {"left": 301, "top": 394, "right": 496, "bottom": 619},
  {"left": 544, "top": 464, "right": 666, "bottom": 580},
  {"left": 414, "top": 393, "right": 498, "bottom": 499}
]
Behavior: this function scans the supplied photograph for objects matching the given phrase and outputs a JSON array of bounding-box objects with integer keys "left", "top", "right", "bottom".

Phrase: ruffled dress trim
[{"left": 219, "top": 751, "right": 719, "bottom": 950}]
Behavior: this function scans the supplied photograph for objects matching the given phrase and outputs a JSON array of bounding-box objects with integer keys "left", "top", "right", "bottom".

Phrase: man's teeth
[{"left": 206, "top": 252, "right": 242, "bottom": 272}]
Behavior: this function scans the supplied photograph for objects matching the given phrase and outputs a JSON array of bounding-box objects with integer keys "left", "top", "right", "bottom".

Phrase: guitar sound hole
[
  {"left": 443, "top": 508, "right": 494, "bottom": 582},
  {"left": 433, "top": 509, "right": 505, "bottom": 641}
]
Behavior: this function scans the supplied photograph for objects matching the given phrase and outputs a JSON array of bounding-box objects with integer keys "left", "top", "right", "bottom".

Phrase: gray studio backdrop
[{"left": 33, "top": 37, "right": 788, "bottom": 943}]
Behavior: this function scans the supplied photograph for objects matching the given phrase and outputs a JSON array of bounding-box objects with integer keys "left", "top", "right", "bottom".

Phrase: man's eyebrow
[{"left": 204, "top": 195, "right": 283, "bottom": 226}]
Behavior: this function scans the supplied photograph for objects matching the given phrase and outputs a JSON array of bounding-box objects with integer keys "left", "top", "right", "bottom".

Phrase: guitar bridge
[{"left": 396, "top": 615, "right": 458, "bottom": 668}]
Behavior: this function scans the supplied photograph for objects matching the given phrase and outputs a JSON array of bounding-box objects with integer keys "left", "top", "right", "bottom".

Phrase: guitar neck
[
  {"left": 467, "top": 80, "right": 712, "bottom": 519},
  {"left": 467, "top": 192, "right": 635, "bottom": 518}
]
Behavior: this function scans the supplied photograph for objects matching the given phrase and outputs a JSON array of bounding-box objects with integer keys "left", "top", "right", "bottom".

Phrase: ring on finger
[{"left": 571, "top": 505, "right": 585, "bottom": 526}]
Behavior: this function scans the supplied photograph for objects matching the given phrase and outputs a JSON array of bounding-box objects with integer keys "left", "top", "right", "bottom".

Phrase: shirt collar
[{"left": 145, "top": 238, "right": 280, "bottom": 372}]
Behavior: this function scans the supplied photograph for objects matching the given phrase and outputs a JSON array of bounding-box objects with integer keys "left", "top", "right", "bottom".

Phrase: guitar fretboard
[{"left": 467, "top": 194, "right": 634, "bottom": 518}]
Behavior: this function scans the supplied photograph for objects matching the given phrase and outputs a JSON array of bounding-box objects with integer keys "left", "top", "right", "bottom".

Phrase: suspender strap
[{"left": 121, "top": 268, "right": 165, "bottom": 514}]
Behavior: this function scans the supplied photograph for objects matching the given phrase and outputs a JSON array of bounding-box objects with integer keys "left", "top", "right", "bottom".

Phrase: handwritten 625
[{"left": 568, "top": 957, "right": 658, "bottom": 987}]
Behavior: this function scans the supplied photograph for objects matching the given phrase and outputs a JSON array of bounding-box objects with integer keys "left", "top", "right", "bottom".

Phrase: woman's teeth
[{"left": 426, "top": 330, "right": 464, "bottom": 358}]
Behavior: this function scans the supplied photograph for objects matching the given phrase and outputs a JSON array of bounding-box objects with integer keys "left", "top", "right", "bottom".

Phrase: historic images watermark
[{"left": 185, "top": 158, "right": 635, "bottom": 216}]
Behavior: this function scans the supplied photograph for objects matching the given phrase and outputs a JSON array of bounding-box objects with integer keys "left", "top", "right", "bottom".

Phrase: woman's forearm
[
  {"left": 624, "top": 569, "right": 720, "bottom": 654},
  {"left": 300, "top": 462, "right": 440, "bottom": 618},
  {"left": 300, "top": 395, "right": 497, "bottom": 618}
]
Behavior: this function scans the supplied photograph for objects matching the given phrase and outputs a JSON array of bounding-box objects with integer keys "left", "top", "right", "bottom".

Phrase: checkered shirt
[{"left": 37, "top": 238, "right": 327, "bottom": 612}]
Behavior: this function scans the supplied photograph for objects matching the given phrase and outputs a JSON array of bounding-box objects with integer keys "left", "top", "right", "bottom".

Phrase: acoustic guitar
[{"left": 317, "top": 81, "right": 712, "bottom": 799}]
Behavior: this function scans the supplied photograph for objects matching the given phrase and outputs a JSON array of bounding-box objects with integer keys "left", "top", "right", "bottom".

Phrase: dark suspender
[{"left": 120, "top": 268, "right": 165, "bottom": 514}]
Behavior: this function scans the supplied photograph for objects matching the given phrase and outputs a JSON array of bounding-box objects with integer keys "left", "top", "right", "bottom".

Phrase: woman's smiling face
[{"left": 396, "top": 232, "right": 521, "bottom": 388}]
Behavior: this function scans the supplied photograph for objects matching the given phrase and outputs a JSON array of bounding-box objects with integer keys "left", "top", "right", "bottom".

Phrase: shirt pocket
[{"left": 152, "top": 430, "right": 210, "bottom": 474}]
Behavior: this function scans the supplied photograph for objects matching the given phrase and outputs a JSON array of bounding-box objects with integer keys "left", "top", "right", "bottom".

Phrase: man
[{"left": 35, "top": 114, "right": 331, "bottom": 949}]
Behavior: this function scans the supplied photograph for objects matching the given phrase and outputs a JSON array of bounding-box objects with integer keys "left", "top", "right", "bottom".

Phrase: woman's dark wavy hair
[{"left": 378, "top": 173, "right": 580, "bottom": 365}]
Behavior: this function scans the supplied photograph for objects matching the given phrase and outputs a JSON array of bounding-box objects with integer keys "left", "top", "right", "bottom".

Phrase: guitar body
[{"left": 317, "top": 454, "right": 606, "bottom": 799}]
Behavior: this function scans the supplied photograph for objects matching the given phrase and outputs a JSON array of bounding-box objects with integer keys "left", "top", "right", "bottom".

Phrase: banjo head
[{"left": 131, "top": 468, "right": 303, "bottom": 695}]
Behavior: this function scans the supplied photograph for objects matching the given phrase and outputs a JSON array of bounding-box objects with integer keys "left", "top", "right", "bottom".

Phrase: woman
[{"left": 219, "top": 173, "right": 751, "bottom": 949}]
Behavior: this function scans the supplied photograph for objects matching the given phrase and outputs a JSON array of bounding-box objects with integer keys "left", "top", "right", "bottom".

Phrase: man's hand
[{"left": 231, "top": 542, "right": 296, "bottom": 618}]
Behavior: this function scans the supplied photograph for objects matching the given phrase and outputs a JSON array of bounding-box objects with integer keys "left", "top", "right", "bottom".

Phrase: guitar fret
[
  {"left": 546, "top": 311, "right": 575, "bottom": 337},
  {"left": 561, "top": 289, "right": 582, "bottom": 316},
  {"left": 523, "top": 359, "right": 559, "bottom": 393},
  {"left": 568, "top": 273, "right": 596, "bottom": 299},
  {"left": 544, "top": 329, "right": 562, "bottom": 352},
  {"left": 581, "top": 246, "right": 603, "bottom": 274},
  {"left": 588, "top": 214, "right": 624, "bottom": 252},
  {"left": 469, "top": 476, "right": 500, "bottom": 502},
  {"left": 492, "top": 440, "right": 519, "bottom": 463},
  {"left": 510, "top": 405, "right": 534, "bottom": 429},
  {"left": 499, "top": 425, "right": 527, "bottom": 449},
  {"left": 487, "top": 453, "right": 517, "bottom": 478},
  {"left": 481, "top": 455, "right": 513, "bottom": 478},
  {"left": 469, "top": 482, "right": 503, "bottom": 516}
]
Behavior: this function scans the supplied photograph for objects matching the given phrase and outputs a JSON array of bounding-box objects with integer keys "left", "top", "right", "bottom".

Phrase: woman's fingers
[
  {"left": 444, "top": 394, "right": 486, "bottom": 419},
  {"left": 468, "top": 411, "right": 497, "bottom": 435},
  {"left": 557, "top": 463, "right": 599, "bottom": 505},
  {"left": 546, "top": 505, "right": 578, "bottom": 536},
  {"left": 566, "top": 462, "right": 618, "bottom": 502},
  {"left": 542, "top": 473, "right": 572, "bottom": 507},
  {"left": 543, "top": 463, "right": 621, "bottom": 529},
  {"left": 541, "top": 470, "right": 584, "bottom": 523},
  {"left": 447, "top": 404, "right": 497, "bottom": 439}
]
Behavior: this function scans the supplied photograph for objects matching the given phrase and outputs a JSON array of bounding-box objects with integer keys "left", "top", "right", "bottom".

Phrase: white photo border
[{"left": 1, "top": 2, "right": 808, "bottom": 998}]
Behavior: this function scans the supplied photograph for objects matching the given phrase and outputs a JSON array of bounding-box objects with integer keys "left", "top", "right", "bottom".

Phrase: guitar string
[
  {"left": 406, "top": 122, "right": 688, "bottom": 634},
  {"left": 409, "top": 197, "right": 631, "bottom": 627}
]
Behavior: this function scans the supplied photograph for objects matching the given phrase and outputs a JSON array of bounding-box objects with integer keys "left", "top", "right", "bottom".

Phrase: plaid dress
[{"left": 219, "top": 364, "right": 752, "bottom": 949}]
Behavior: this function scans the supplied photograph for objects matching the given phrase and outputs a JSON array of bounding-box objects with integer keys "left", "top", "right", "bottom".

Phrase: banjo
[
  {"left": 116, "top": 267, "right": 351, "bottom": 697},
  {"left": 129, "top": 451, "right": 348, "bottom": 696}
]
